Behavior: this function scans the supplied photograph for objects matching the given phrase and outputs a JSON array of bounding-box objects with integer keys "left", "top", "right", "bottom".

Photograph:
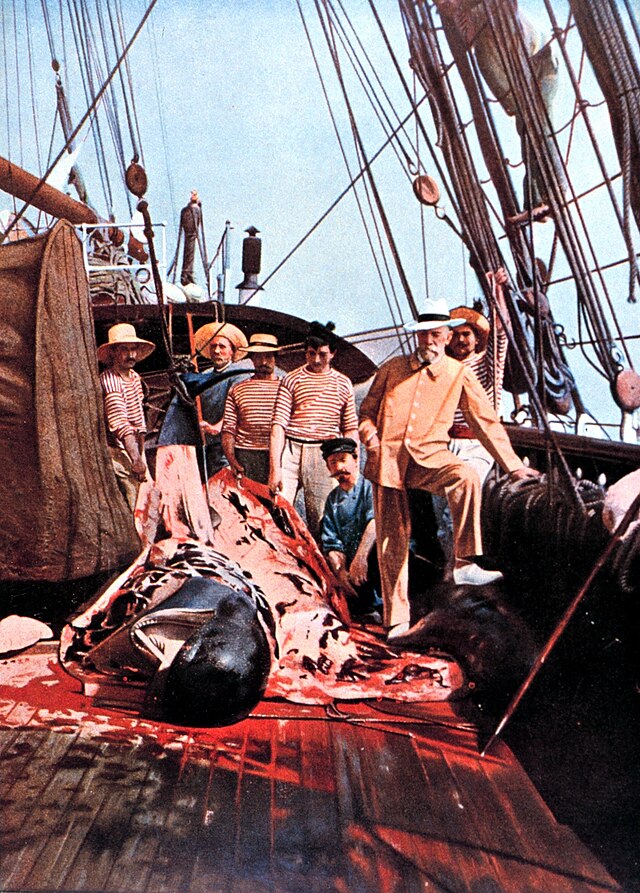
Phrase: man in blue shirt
[
  {"left": 320, "top": 438, "right": 382, "bottom": 624},
  {"left": 157, "top": 322, "right": 249, "bottom": 481}
]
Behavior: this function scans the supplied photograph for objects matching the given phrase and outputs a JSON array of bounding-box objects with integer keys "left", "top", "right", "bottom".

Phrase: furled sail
[
  {"left": 570, "top": 0, "right": 640, "bottom": 236},
  {"left": 0, "top": 220, "right": 140, "bottom": 580}
]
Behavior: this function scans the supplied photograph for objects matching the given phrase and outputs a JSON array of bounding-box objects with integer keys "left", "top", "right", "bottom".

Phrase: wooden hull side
[{"left": 0, "top": 221, "right": 139, "bottom": 581}]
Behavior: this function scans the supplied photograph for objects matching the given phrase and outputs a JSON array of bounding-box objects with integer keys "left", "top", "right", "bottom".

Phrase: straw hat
[
  {"left": 404, "top": 298, "right": 466, "bottom": 333},
  {"left": 97, "top": 323, "right": 155, "bottom": 364},
  {"left": 450, "top": 306, "right": 491, "bottom": 352},
  {"left": 245, "top": 333, "right": 280, "bottom": 353},
  {"left": 194, "top": 322, "right": 248, "bottom": 360}
]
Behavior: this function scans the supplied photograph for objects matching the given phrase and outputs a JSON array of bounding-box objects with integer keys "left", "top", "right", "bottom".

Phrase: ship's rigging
[
  {"left": 1, "top": 0, "right": 640, "bottom": 443},
  {"left": 295, "top": 0, "right": 640, "bottom": 441}
]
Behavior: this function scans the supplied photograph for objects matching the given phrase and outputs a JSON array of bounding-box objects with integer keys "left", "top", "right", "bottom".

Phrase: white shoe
[
  {"left": 386, "top": 622, "right": 410, "bottom": 642},
  {"left": 453, "top": 563, "right": 503, "bottom": 586}
]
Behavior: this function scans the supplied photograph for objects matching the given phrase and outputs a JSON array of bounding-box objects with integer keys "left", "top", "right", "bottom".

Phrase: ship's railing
[
  {"left": 77, "top": 221, "right": 168, "bottom": 305},
  {"left": 77, "top": 220, "right": 167, "bottom": 280}
]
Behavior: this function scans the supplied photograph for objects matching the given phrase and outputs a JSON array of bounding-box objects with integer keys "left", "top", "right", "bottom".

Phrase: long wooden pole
[{"left": 0, "top": 156, "right": 99, "bottom": 225}]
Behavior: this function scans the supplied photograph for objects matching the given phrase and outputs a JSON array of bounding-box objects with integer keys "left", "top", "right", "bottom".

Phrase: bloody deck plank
[
  {"left": 362, "top": 721, "right": 500, "bottom": 892},
  {"left": 331, "top": 722, "right": 433, "bottom": 891},
  {"left": 434, "top": 743, "right": 605, "bottom": 892},
  {"left": 478, "top": 740, "right": 620, "bottom": 889},
  {"left": 0, "top": 647, "right": 623, "bottom": 893}
]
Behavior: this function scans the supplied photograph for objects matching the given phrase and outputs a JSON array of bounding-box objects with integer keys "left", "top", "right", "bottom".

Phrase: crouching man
[{"left": 320, "top": 438, "right": 382, "bottom": 624}]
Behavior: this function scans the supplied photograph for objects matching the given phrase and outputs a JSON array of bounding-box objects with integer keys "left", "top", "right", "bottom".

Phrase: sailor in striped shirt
[
  {"left": 446, "top": 268, "right": 510, "bottom": 484},
  {"left": 269, "top": 321, "right": 359, "bottom": 539},
  {"left": 98, "top": 323, "right": 155, "bottom": 511},
  {"left": 222, "top": 333, "right": 283, "bottom": 485}
]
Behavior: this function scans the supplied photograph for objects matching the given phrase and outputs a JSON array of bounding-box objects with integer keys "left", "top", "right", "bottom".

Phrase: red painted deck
[{"left": 0, "top": 644, "right": 622, "bottom": 893}]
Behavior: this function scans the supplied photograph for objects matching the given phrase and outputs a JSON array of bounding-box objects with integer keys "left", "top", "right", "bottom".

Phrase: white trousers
[{"left": 281, "top": 439, "right": 336, "bottom": 540}]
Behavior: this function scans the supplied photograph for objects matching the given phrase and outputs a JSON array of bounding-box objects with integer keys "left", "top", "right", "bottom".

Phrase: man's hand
[
  {"left": 268, "top": 469, "right": 283, "bottom": 497},
  {"left": 131, "top": 456, "right": 147, "bottom": 483},
  {"left": 487, "top": 266, "right": 508, "bottom": 287},
  {"left": 349, "top": 552, "right": 369, "bottom": 587},
  {"left": 363, "top": 432, "right": 380, "bottom": 451},
  {"left": 200, "top": 419, "right": 223, "bottom": 436},
  {"left": 510, "top": 466, "right": 540, "bottom": 481},
  {"left": 229, "top": 457, "right": 245, "bottom": 477}
]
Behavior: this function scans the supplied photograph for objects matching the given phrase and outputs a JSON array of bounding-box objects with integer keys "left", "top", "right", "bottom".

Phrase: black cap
[
  {"left": 321, "top": 437, "right": 358, "bottom": 461},
  {"left": 306, "top": 320, "right": 337, "bottom": 352}
]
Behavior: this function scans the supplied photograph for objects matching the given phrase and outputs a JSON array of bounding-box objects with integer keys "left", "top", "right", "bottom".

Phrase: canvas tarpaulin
[{"left": 0, "top": 221, "right": 139, "bottom": 580}]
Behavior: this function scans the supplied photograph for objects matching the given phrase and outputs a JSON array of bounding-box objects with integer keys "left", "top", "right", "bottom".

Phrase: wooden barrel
[{"left": 0, "top": 220, "right": 140, "bottom": 580}]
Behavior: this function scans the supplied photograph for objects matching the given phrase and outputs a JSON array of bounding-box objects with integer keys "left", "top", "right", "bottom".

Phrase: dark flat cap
[{"left": 321, "top": 437, "right": 358, "bottom": 460}]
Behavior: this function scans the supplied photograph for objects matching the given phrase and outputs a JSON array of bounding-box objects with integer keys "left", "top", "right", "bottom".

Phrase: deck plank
[
  {"left": 19, "top": 739, "right": 116, "bottom": 890},
  {"left": 433, "top": 742, "right": 598, "bottom": 892},
  {"left": 0, "top": 730, "right": 86, "bottom": 889},
  {"left": 0, "top": 657, "right": 623, "bottom": 893},
  {"left": 60, "top": 738, "right": 159, "bottom": 893},
  {"left": 331, "top": 723, "right": 436, "bottom": 892},
  {"left": 101, "top": 739, "right": 186, "bottom": 893},
  {"left": 479, "top": 740, "right": 620, "bottom": 889}
]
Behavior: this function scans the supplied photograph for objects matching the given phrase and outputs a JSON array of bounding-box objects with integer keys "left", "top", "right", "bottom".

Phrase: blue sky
[{"left": 2, "top": 0, "right": 639, "bottom": 432}]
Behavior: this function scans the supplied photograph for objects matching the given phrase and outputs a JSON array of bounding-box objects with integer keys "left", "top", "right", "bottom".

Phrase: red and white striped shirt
[
  {"left": 451, "top": 322, "right": 508, "bottom": 430},
  {"left": 222, "top": 377, "right": 281, "bottom": 450},
  {"left": 100, "top": 368, "right": 146, "bottom": 448},
  {"left": 271, "top": 365, "right": 358, "bottom": 441}
]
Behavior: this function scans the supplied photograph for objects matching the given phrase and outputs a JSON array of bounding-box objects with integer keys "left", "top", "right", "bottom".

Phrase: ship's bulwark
[{"left": 0, "top": 220, "right": 139, "bottom": 580}]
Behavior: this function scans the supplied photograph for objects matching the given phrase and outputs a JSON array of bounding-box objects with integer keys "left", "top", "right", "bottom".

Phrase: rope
[
  {"left": 25, "top": 0, "right": 44, "bottom": 174},
  {"left": 147, "top": 15, "right": 177, "bottom": 245},
  {"left": 240, "top": 96, "right": 431, "bottom": 307},
  {"left": 2, "top": 0, "right": 157, "bottom": 242},
  {"left": 400, "top": 0, "right": 583, "bottom": 496},
  {"left": 12, "top": 0, "right": 24, "bottom": 167},
  {"left": 317, "top": 0, "right": 419, "bottom": 318},
  {"left": 66, "top": 0, "right": 116, "bottom": 217},
  {"left": 324, "top": 0, "right": 416, "bottom": 177},
  {"left": 298, "top": 0, "right": 411, "bottom": 345}
]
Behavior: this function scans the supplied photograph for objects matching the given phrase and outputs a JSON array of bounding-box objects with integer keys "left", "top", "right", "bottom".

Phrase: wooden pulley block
[
  {"left": 125, "top": 162, "right": 148, "bottom": 198},
  {"left": 613, "top": 369, "right": 640, "bottom": 411},
  {"left": 412, "top": 174, "right": 440, "bottom": 206},
  {"left": 108, "top": 226, "right": 125, "bottom": 247}
]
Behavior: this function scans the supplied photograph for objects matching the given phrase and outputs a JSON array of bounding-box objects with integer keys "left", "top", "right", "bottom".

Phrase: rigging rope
[
  {"left": 317, "top": 0, "right": 419, "bottom": 319},
  {"left": 298, "top": 0, "right": 411, "bottom": 346},
  {"left": 2, "top": 4, "right": 13, "bottom": 173},
  {"left": 26, "top": 0, "right": 44, "bottom": 175},
  {"left": 66, "top": 0, "right": 116, "bottom": 216},
  {"left": 325, "top": 0, "right": 417, "bottom": 177},
  {"left": 543, "top": 0, "right": 640, "bottom": 358},
  {"left": 478, "top": 0, "right": 630, "bottom": 380},
  {"left": 148, "top": 14, "right": 177, "bottom": 246},
  {"left": 110, "top": 0, "right": 144, "bottom": 166},
  {"left": 1, "top": 0, "right": 158, "bottom": 242},
  {"left": 239, "top": 93, "right": 431, "bottom": 307},
  {"left": 568, "top": 0, "right": 640, "bottom": 305},
  {"left": 12, "top": 0, "right": 23, "bottom": 167},
  {"left": 399, "top": 0, "right": 582, "bottom": 499}
]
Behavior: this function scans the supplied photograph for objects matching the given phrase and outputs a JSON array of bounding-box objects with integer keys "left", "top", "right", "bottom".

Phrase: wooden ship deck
[{"left": 0, "top": 642, "right": 622, "bottom": 893}]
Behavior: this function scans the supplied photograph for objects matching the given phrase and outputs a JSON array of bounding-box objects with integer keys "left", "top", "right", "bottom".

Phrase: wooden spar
[{"left": 0, "top": 155, "right": 99, "bottom": 226}]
